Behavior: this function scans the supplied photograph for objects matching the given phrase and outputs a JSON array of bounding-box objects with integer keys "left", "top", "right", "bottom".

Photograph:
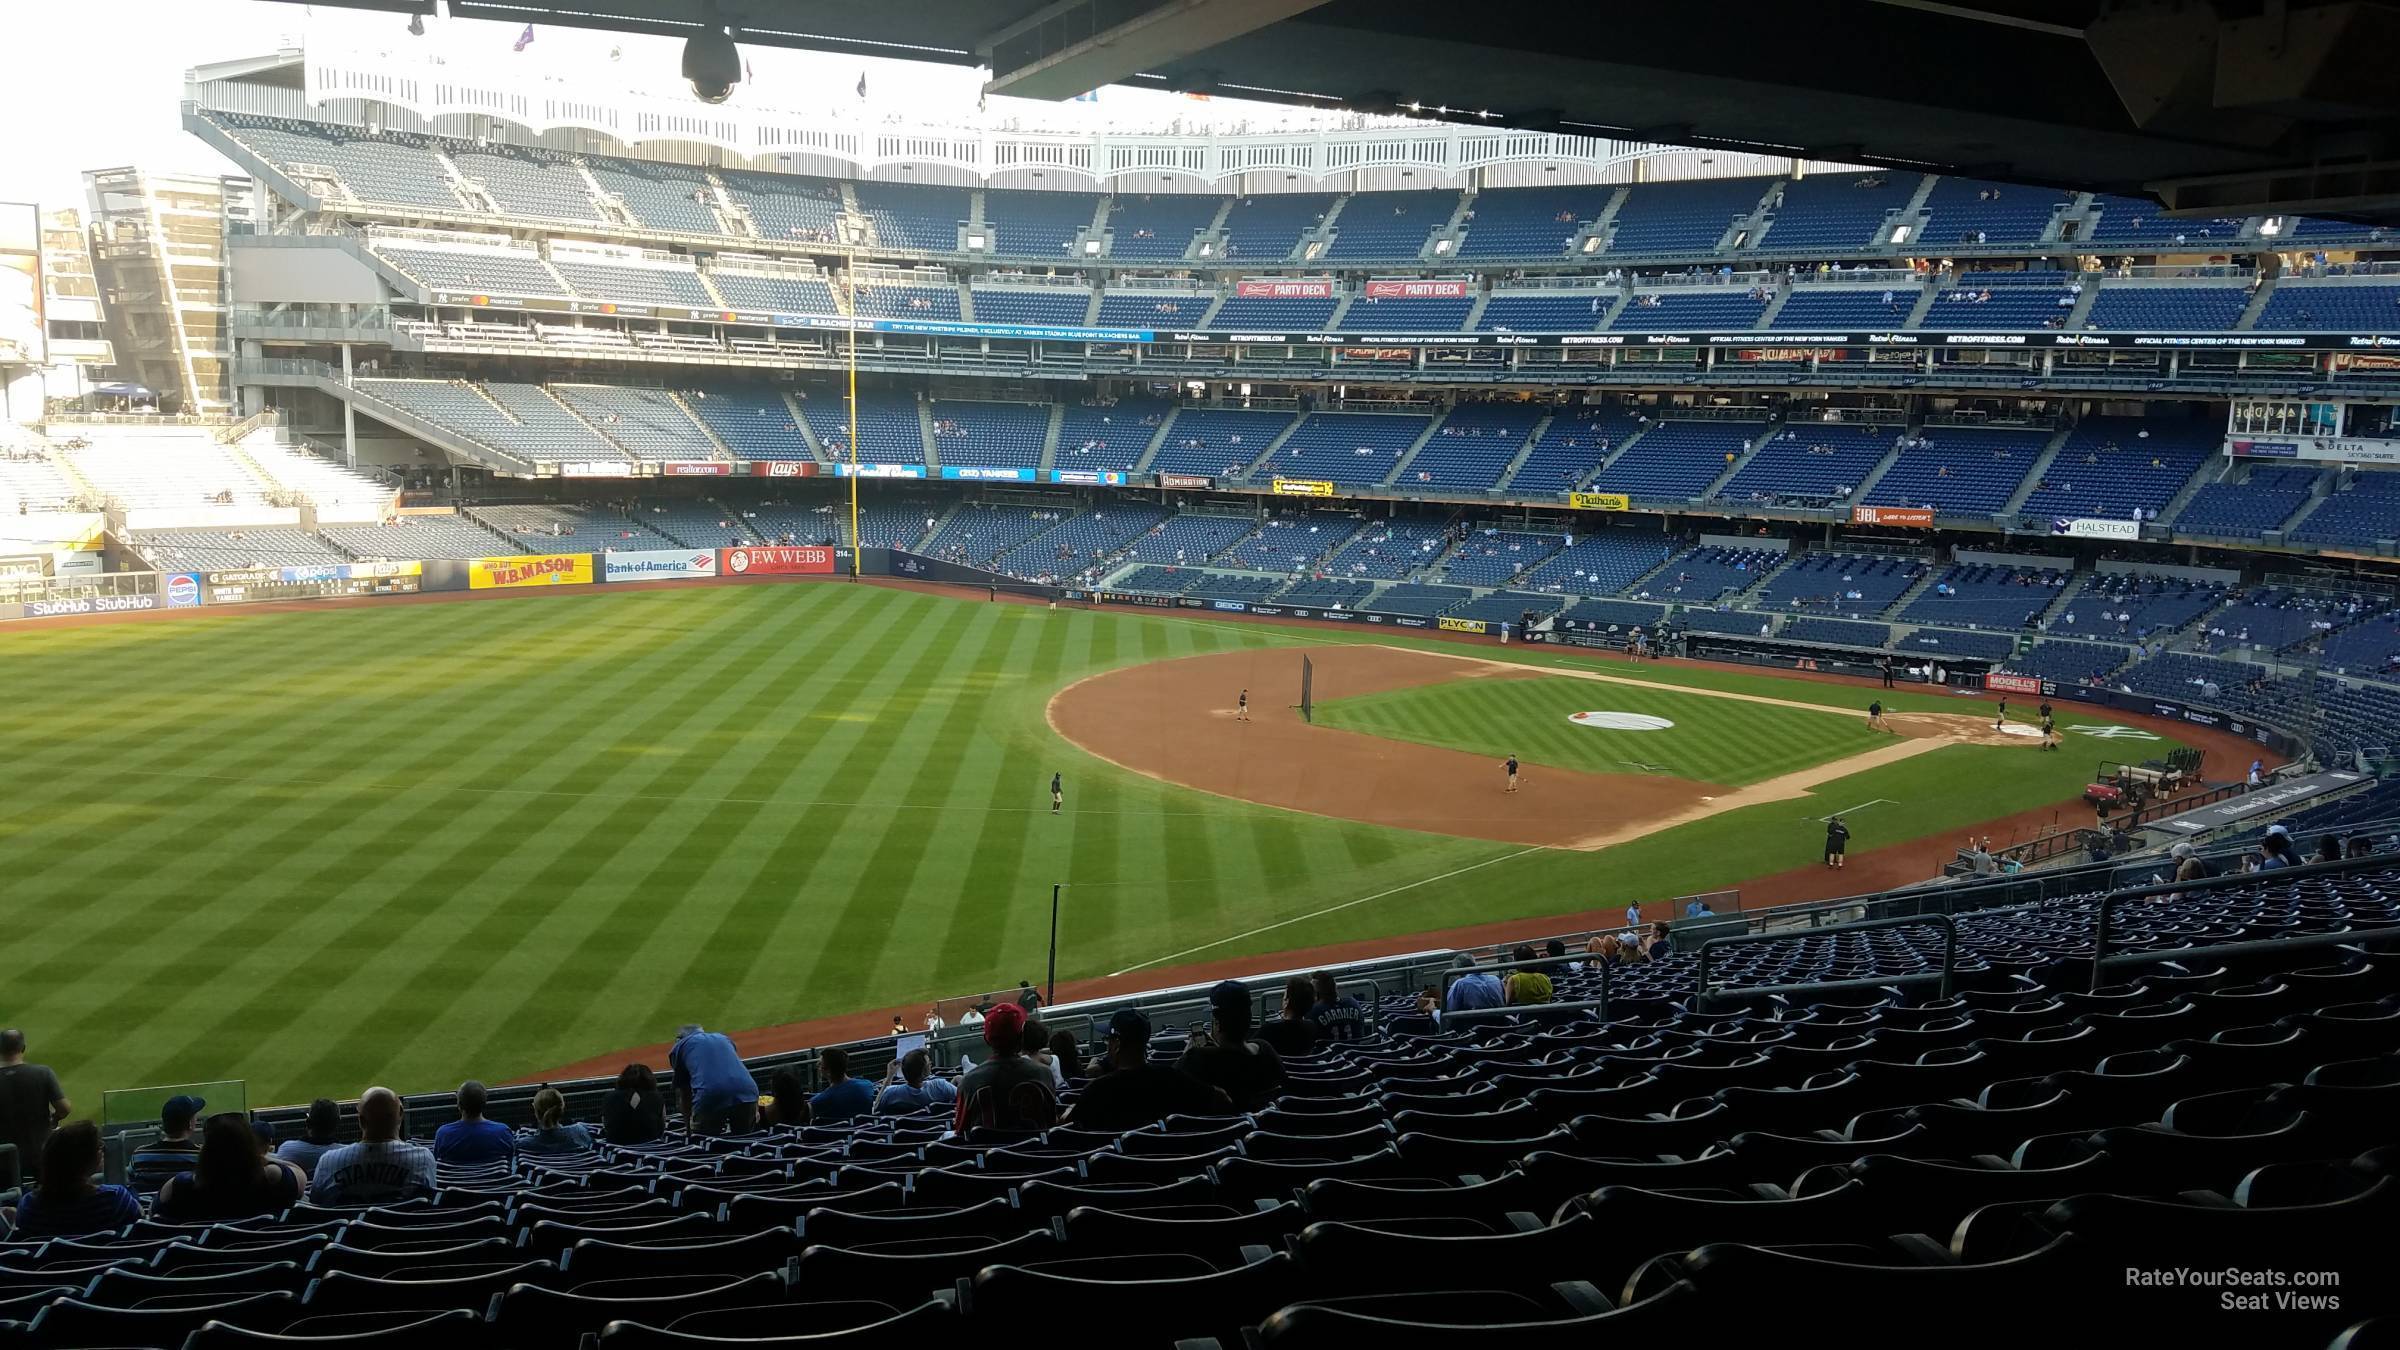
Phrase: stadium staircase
[
  {"left": 695, "top": 270, "right": 734, "bottom": 310},
  {"left": 956, "top": 286, "right": 976, "bottom": 322},
  {"left": 1883, "top": 567, "right": 1944, "bottom": 619},
  {"left": 1488, "top": 414, "right": 1556, "bottom": 495},
  {"left": 1891, "top": 172, "right": 1941, "bottom": 240},
  {"left": 1037, "top": 404, "right": 1066, "bottom": 475},
  {"left": 542, "top": 388, "right": 641, "bottom": 467},
  {"left": 1378, "top": 412, "right": 1452, "bottom": 487},
  {"left": 707, "top": 176, "right": 758, "bottom": 238},
  {"left": 1460, "top": 285, "right": 1494, "bottom": 332},
  {"left": 1323, "top": 288, "right": 1357, "bottom": 329},
  {"left": 1242, "top": 417, "right": 1308, "bottom": 479},
  {"left": 1129, "top": 411, "right": 1180, "bottom": 476},
  {"left": 916, "top": 397, "right": 942, "bottom": 471},
  {"left": 1578, "top": 185, "right": 1630, "bottom": 252},
  {"left": 575, "top": 162, "right": 636, "bottom": 232},
  {"left": 2150, "top": 461, "right": 2219, "bottom": 530},
  {"left": 41, "top": 449, "right": 102, "bottom": 507},
  {"left": 1844, "top": 436, "right": 1906, "bottom": 502},
  {"left": 2001, "top": 428, "right": 2074, "bottom": 514},
  {"left": 1194, "top": 290, "right": 1230, "bottom": 326},
  {"left": 1901, "top": 285, "right": 1940, "bottom": 329},
  {"left": 910, "top": 499, "right": 964, "bottom": 553},
  {"left": 2236, "top": 276, "right": 2278, "bottom": 330},
  {"left": 780, "top": 392, "right": 829, "bottom": 461},
  {"left": 1752, "top": 282, "right": 1794, "bottom": 329},
  {"left": 674, "top": 393, "right": 738, "bottom": 461},
  {"left": 2060, "top": 284, "right": 2100, "bottom": 330},
  {"left": 1571, "top": 420, "right": 1650, "bottom": 491},
  {"left": 1698, "top": 418, "right": 1785, "bottom": 499}
]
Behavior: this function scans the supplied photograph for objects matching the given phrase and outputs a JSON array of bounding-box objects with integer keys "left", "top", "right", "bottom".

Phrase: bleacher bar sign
[
  {"left": 1156, "top": 472, "right": 1215, "bottom": 490},
  {"left": 1568, "top": 491, "right": 1632, "bottom": 512},
  {"left": 468, "top": 553, "right": 594, "bottom": 590},
  {"left": 1234, "top": 279, "right": 1335, "bottom": 298},
  {"left": 2053, "top": 517, "right": 2142, "bottom": 541},
  {"left": 721, "top": 545, "right": 836, "bottom": 576},
  {"left": 1272, "top": 478, "right": 1337, "bottom": 498},
  {"left": 601, "top": 549, "right": 718, "bottom": 583},
  {"left": 1850, "top": 505, "right": 1935, "bottom": 528}
]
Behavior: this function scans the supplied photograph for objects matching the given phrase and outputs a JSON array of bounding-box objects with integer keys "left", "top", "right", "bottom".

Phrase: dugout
[{"left": 1680, "top": 629, "right": 2005, "bottom": 687}]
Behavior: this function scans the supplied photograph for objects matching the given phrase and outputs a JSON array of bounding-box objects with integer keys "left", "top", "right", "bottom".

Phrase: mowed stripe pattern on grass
[
  {"left": 0, "top": 584, "right": 1507, "bottom": 1107},
  {"left": 1313, "top": 676, "right": 1891, "bottom": 785}
]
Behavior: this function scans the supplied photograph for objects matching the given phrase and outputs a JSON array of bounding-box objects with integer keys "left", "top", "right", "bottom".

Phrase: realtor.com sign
[
  {"left": 604, "top": 549, "right": 718, "bottom": 582},
  {"left": 2054, "top": 517, "right": 2142, "bottom": 541}
]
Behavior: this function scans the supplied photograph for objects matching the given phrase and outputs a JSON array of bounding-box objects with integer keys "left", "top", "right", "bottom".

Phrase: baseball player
[
  {"left": 1050, "top": 772, "right": 1063, "bottom": 816},
  {"left": 1503, "top": 755, "right": 1520, "bottom": 793},
  {"left": 1824, "top": 815, "right": 1850, "bottom": 870},
  {"left": 1867, "top": 699, "right": 1886, "bottom": 731},
  {"left": 1994, "top": 696, "right": 2009, "bottom": 731},
  {"left": 2040, "top": 710, "right": 2058, "bottom": 751},
  {"left": 1237, "top": 689, "right": 1250, "bottom": 722}
]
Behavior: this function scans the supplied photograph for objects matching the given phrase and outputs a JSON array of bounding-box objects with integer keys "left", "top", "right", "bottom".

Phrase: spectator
[
  {"left": 603, "top": 1063, "right": 667, "bottom": 1144},
  {"left": 1257, "top": 976, "right": 1325, "bottom": 1056},
  {"left": 955, "top": 1003, "right": 1057, "bottom": 1132},
  {"left": 127, "top": 1093, "right": 207, "bottom": 1193},
  {"left": 2, "top": 1122, "right": 138, "bottom": 1238},
  {"left": 2312, "top": 834, "right": 2345, "bottom": 865},
  {"left": 1178, "top": 981, "right": 1284, "bottom": 1111},
  {"left": 759, "top": 1070, "right": 811, "bottom": 1129},
  {"left": 808, "top": 1048, "right": 876, "bottom": 1123},
  {"left": 432, "top": 1081, "right": 516, "bottom": 1167},
  {"left": 521, "top": 1088, "right": 593, "bottom": 1156},
  {"left": 273, "top": 1098, "right": 343, "bottom": 1178},
  {"left": 1545, "top": 938, "right": 1579, "bottom": 975},
  {"left": 2171, "top": 841, "right": 2214, "bottom": 889},
  {"left": 0, "top": 1028, "right": 69, "bottom": 1190},
  {"left": 1443, "top": 954, "right": 1504, "bottom": 1013},
  {"left": 1623, "top": 901, "right": 1641, "bottom": 930},
  {"left": 1016, "top": 980, "right": 1044, "bottom": 1014},
  {"left": 1021, "top": 1016, "right": 1068, "bottom": 1092},
  {"left": 1306, "top": 970, "right": 1366, "bottom": 1043},
  {"left": 2257, "top": 826, "right": 2301, "bottom": 872},
  {"left": 309, "top": 1087, "right": 435, "bottom": 1206},
  {"left": 1065, "top": 1009, "right": 1231, "bottom": 1130},
  {"left": 873, "top": 1048, "right": 957, "bottom": 1116},
  {"left": 671, "top": 1024, "right": 761, "bottom": 1135},
  {"left": 1048, "top": 1029, "right": 1089, "bottom": 1085},
  {"left": 156, "top": 1114, "right": 302, "bottom": 1222},
  {"left": 1641, "top": 921, "right": 1674, "bottom": 959},
  {"left": 1504, "top": 965, "right": 1554, "bottom": 1006}
]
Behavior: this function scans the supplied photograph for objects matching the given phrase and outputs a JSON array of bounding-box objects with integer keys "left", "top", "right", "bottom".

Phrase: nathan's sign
[
  {"left": 1569, "top": 491, "right": 1631, "bottom": 512},
  {"left": 469, "top": 554, "right": 593, "bottom": 590}
]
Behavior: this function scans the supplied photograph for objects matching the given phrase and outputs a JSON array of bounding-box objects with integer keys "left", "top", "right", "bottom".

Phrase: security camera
[{"left": 683, "top": 24, "right": 741, "bottom": 104}]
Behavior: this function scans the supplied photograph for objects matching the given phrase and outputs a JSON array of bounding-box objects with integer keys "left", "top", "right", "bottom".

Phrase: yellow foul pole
[{"left": 845, "top": 260, "right": 860, "bottom": 576}]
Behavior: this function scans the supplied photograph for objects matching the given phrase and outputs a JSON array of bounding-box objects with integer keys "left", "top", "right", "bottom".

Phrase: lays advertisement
[
  {"left": 469, "top": 553, "right": 594, "bottom": 590},
  {"left": 1568, "top": 491, "right": 1631, "bottom": 512}
]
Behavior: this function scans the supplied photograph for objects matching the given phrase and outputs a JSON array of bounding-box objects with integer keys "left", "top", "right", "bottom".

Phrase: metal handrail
[
  {"left": 2094, "top": 916, "right": 2400, "bottom": 977},
  {"left": 2086, "top": 851, "right": 2399, "bottom": 990},
  {"left": 1695, "top": 912, "right": 1958, "bottom": 1008}
]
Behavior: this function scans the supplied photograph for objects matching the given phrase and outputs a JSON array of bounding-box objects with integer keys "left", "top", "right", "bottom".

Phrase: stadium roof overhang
[{"left": 268, "top": 0, "right": 2400, "bottom": 223}]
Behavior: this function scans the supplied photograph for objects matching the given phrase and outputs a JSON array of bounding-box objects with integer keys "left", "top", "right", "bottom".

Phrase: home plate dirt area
[{"left": 1047, "top": 644, "right": 2025, "bottom": 851}]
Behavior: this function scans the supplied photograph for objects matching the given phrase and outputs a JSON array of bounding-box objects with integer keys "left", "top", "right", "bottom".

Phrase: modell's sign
[
  {"left": 1234, "top": 279, "right": 1334, "bottom": 298},
  {"left": 1850, "top": 505, "right": 1935, "bottom": 528},
  {"left": 1986, "top": 672, "right": 2042, "bottom": 695},
  {"left": 1363, "top": 279, "right": 1469, "bottom": 299},
  {"left": 721, "top": 545, "right": 836, "bottom": 576}
]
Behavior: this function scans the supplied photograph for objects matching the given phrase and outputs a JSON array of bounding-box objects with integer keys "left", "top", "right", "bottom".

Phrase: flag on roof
[
  {"left": 856, "top": 71, "right": 868, "bottom": 99},
  {"left": 513, "top": 23, "right": 535, "bottom": 51}
]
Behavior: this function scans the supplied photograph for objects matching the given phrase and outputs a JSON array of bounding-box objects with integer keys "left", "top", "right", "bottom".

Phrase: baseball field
[{"left": 0, "top": 579, "right": 2190, "bottom": 1107}]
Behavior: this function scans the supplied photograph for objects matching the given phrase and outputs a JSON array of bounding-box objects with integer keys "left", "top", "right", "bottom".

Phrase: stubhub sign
[{"left": 602, "top": 549, "right": 720, "bottom": 583}]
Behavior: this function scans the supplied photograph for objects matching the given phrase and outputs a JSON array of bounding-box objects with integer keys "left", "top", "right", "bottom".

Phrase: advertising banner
[
  {"left": 835, "top": 463, "right": 928, "bottom": 478},
  {"left": 557, "top": 462, "right": 636, "bottom": 479},
  {"left": 468, "top": 554, "right": 594, "bottom": 590},
  {"left": 940, "top": 465, "right": 1038, "bottom": 481},
  {"left": 749, "top": 460, "right": 820, "bottom": 477},
  {"left": 663, "top": 462, "right": 733, "bottom": 476},
  {"left": 0, "top": 554, "right": 49, "bottom": 580},
  {"left": 1851, "top": 505, "right": 1935, "bottom": 528},
  {"left": 602, "top": 549, "right": 719, "bottom": 582},
  {"left": 1157, "top": 472, "right": 1216, "bottom": 490},
  {"left": 1437, "top": 616, "right": 1490, "bottom": 634},
  {"left": 1363, "top": 279, "right": 1470, "bottom": 299},
  {"left": 165, "top": 573, "right": 204, "bottom": 609},
  {"left": 202, "top": 561, "right": 423, "bottom": 605},
  {"left": 1234, "top": 279, "right": 1335, "bottom": 298},
  {"left": 721, "top": 545, "right": 837, "bottom": 576},
  {"left": 2226, "top": 436, "right": 2400, "bottom": 466},
  {"left": 20, "top": 593, "right": 160, "bottom": 617},
  {"left": 1568, "top": 491, "right": 1632, "bottom": 512},
  {"left": 1049, "top": 469, "right": 1128, "bottom": 485},
  {"left": 2054, "top": 517, "right": 2142, "bottom": 541},
  {"left": 1272, "top": 478, "right": 1337, "bottom": 498},
  {"left": 1985, "top": 671, "right": 2042, "bottom": 695}
]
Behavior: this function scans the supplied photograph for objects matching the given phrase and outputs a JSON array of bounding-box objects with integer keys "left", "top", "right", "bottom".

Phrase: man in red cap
[{"left": 953, "top": 1002, "right": 1057, "bottom": 1132}]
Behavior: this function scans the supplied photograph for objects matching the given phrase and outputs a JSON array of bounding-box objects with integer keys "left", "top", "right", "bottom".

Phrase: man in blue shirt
[
  {"left": 807, "top": 1047, "right": 875, "bottom": 1123},
  {"left": 126, "top": 1094, "right": 206, "bottom": 1194},
  {"left": 1686, "top": 898, "right": 1715, "bottom": 918},
  {"left": 310, "top": 1087, "right": 434, "bottom": 1206},
  {"left": 431, "top": 1081, "right": 516, "bottom": 1166},
  {"left": 1443, "top": 954, "right": 1504, "bottom": 1013},
  {"left": 671, "top": 1025, "right": 760, "bottom": 1135}
]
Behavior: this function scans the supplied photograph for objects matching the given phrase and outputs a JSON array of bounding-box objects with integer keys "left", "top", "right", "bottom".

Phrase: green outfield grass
[
  {"left": 0, "top": 583, "right": 2177, "bottom": 1107},
  {"left": 1314, "top": 676, "right": 1892, "bottom": 785}
]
